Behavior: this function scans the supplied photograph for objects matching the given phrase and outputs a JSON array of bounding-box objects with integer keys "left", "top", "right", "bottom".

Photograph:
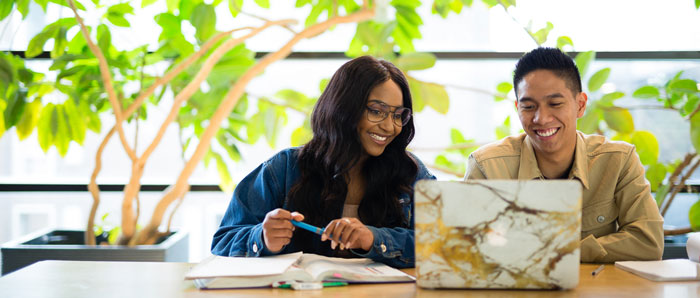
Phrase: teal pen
[{"left": 291, "top": 220, "right": 325, "bottom": 235}]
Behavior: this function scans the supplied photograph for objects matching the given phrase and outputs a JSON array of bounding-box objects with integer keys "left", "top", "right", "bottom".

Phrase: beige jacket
[{"left": 464, "top": 131, "right": 664, "bottom": 263}]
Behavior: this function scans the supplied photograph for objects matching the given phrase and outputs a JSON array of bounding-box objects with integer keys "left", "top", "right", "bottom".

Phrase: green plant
[{"left": 0, "top": 0, "right": 471, "bottom": 246}]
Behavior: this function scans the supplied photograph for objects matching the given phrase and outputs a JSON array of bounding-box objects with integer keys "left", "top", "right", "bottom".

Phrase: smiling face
[
  {"left": 516, "top": 69, "right": 587, "bottom": 158},
  {"left": 357, "top": 79, "right": 404, "bottom": 157}
]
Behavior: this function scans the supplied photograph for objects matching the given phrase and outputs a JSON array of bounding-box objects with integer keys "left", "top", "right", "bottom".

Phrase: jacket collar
[{"left": 518, "top": 132, "right": 590, "bottom": 189}]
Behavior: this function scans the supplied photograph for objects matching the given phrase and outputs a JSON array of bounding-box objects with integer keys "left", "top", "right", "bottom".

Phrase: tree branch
[
  {"left": 661, "top": 154, "right": 700, "bottom": 216},
  {"left": 68, "top": 0, "right": 136, "bottom": 162},
  {"left": 132, "top": 3, "right": 376, "bottom": 245},
  {"left": 660, "top": 153, "right": 696, "bottom": 216},
  {"left": 85, "top": 127, "right": 116, "bottom": 245}
]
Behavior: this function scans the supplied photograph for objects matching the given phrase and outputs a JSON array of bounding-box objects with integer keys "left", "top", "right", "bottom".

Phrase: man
[{"left": 464, "top": 47, "right": 664, "bottom": 263}]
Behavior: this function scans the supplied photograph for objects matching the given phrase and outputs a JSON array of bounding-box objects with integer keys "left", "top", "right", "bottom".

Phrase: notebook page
[{"left": 186, "top": 252, "right": 303, "bottom": 279}]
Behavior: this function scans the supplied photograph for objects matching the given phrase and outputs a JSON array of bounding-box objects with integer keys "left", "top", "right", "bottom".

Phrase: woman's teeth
[{"left": 370, "top": 133, "right": 387, "bottom": 141}]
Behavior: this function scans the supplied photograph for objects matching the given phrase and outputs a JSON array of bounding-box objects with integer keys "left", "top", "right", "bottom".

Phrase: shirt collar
[{"left": 518, "top": 132, "right": 590, "bottom": 190}]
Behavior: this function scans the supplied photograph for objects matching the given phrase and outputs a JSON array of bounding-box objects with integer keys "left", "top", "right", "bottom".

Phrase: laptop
[{"left": 414, "top": 180, "right": 582, "bottom": 289}]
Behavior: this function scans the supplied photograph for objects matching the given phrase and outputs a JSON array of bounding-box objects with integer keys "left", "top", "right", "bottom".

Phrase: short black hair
[{"left": 513, "top": 47, "right": 582, "bottom": 98}]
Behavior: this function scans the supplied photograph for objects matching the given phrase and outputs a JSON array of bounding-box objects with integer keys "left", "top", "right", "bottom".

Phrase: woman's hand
[
  {"left": 322, "top": 217, "right": 374, "bottom": 251},
  {"left": 262, "top": 208, "right": 304, "bottom": 253}
]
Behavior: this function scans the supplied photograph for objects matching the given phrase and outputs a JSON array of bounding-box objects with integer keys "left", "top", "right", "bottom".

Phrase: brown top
[{"left": 464, "top": 131, "right": 664, "bottom": 263}]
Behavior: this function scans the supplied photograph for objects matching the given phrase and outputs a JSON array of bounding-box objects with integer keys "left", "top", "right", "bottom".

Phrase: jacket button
[
  {"left": 597, "top": 215, "right": 605, "bottom": 223},
  {"left": 253, "top": 243, "right": 259, "bottom": 253},
  {"left": 380, "top": 244, "right": 387, "bottom": 253}
]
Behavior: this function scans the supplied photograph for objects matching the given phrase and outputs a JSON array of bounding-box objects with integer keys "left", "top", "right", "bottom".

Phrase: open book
[{"left": 185, "top": 252, "right": 414, "bottom": 289}]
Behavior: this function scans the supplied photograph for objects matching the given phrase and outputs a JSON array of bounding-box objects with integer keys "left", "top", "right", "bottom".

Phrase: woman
[{"left": 211, "top": 56, "right": 435, "bottom": 268}]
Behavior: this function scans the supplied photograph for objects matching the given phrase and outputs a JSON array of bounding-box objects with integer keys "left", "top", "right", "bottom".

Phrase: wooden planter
[{"left": 0, "top": 229, "right": 188, "bottom": 275}]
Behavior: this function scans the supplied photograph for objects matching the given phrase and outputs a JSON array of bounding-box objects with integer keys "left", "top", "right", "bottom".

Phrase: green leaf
[
  {"left": 291, "top": 125, "right": 312, "bottom": 146},
  {"left": 598, "top": 91, "right": 625, "bottom": 107},
  {"left": 495, "top": 81, "right": 512, "bottom": 101},
  {"left": 216, "top": 131, "right": 242, "bottom": 162},
  {"left": 16, "top": 99, "right": 41, "bottom": 140},
  {"left": 556, "top": 36, "right": 574, "bottom": 51},
  {"left": 645, "top": 162, "right": 667, "bottom": 192},
  {"left": 690, "top": 199, "right": 700, "bottom": 231},
  {"left": 408, "top": 78, "right": 425, "bottom": 112},
  {"left": 228, "top": 0, "right": 243, "bottom": 17},
  {"left": 107, "top": 2, "right": 134, "bottom": 14},
  {"left": 684, "top": 94, "right": 700, "bottom": 116},
  {"left": 142, "top": 0, "right": 158, "bottom": 8},
  {"left": 64, "top": 99, "right": 86, "bottom": 144},
  {"left": 691, "top": 112, "right": 700, "bottom": 153},
  {"left": 191, "top": 3, "right": 217, "bottom": 44},
  {"left": 450, "top": 128, "right": 466, "bottom": 144},
  {"left": 669, "top": 79, "right": 698, "bottom": 94},
  {"left": 654, "top": 183, "right": 669, "bottom": 207},
  {"left": 632, "top": 86, "right": 660, "bottom": 99},
  {"left": 496, "top": 82, "right": 513, "bottom": 94},
  {"left": 574, "top": 51, "right": 595, "bottom": 78},
  {"left": 37, "top": 103, "right": 55, "bottom": 152},
  {"left": 480, "top": 0, "right": 498, "bottom": 8},
  {"left": 0, "top": 100, "right": 5, "bottom": 138},
  {"left": 48, "top": 0, "right": 86, "bottom": 10},
  {"left": 155, "top": 13, "right": 181, "bottom": 40},
  {"left": 0, "top": 0, "right": 14, "bottom": 21},
  {"left": 106, "top": 14, "right": 131, "bottom": 27},
  {"left": 166, "top": 0, "right": 180, "bottom": 12},
  {"left": 213, "top": 151, "right": 235, "bottom": 193},
  {"left": 254, "top": 0, "right": 269, "bottom": 8},
  {"left": 577, "top": 106, "right": 600, "bottom": 134},
  {"left": 602, "top": 107, "right": 634, "bottom": 134},
  {"left": 246, "top": 112, "right": 264, "bottom": 144},
  {"left": 395, "top": 52, "right": 436, "bottom": 71},
  {"left": 54, "top": 104, "right": 70, "bottom": 156},
  {"left": 531, "top": 22, "right": 554, "bottom": 45},
  {"left": 50, "top": 27, "right": 68, "bottom": 58},
  {"left": 0, "top": 53, "right": 14, "bottom": 86},
  {"left": 4, "top": 87, "right": 27, "bottom": 128},
  {"left": 495, "top": 116, "right": 511, "bottom": 139},
  {"left": 696, "top": 0, "right": 699, "bottom": 9},
  {"left": 97, "top": 24, "right": 111, "bottom": 56},
  {"left": 410, "top": 79, "right": 449, "bottom": 114},
  {"left": 630, "top": 131, "right": 658, "bottom": 165},
  {"left": 587, "top": 68, "right": 610, "bottom": 92},
  {"left": 17, "top": 0, "right": 30, "bottom": 19}
]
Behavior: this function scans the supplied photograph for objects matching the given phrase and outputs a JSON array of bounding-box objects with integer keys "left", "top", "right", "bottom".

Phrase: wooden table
[{"left": 0, "top": 261, "right": 698, "bottom": 298}]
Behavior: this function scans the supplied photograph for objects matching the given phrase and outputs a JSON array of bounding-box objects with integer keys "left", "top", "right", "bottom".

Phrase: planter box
[{"left": 1, "top": 229, "right": 188, "bottom": 275}]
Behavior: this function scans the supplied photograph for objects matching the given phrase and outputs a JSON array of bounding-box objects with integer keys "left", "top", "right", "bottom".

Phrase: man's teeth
[
  {"left": 370, "top": 133, "right": 387, "bottom": 141},
  {"left": 536, "top": 128, "right": 557, "bottom": 137}
]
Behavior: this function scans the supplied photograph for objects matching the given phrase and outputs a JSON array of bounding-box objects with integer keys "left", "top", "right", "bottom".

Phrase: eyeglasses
[{"left": 365, "top": 101, "right": 412, "bottom": 127}]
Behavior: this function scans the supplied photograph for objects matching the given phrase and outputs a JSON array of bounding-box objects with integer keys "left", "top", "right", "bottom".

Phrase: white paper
[{"left": 185, "top": 252, "right": 303, "bottom": 279}]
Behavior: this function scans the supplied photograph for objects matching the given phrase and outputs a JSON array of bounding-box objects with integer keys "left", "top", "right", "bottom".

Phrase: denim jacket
[{"left": 211, "top": 147, "right": 435, "bottom": 268}]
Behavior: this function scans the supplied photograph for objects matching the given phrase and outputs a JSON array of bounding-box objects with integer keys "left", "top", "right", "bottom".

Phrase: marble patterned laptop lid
[{"left": 414, "top": 180, "right": 582, "bottom": 290}]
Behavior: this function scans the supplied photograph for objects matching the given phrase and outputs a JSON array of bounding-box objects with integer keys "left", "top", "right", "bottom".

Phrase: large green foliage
[{"left": 1, "top": 0, "right": 699, "bottom": 230}]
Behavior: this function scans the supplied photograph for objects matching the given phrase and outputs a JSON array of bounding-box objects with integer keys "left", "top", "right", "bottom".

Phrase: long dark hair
[{"left": 287, "top": 56, "right": 417, "bottom": 251}]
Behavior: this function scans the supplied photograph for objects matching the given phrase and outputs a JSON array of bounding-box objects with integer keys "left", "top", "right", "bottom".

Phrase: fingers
[
  {"left": 322, "top": 218, "right": 370, "bottom": 250},
  {"left": 290, "top": 211, "right": 305, "bottom": 222},
  {"left": 262, "top": 208, "right": 297, "bottom": 253}
]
